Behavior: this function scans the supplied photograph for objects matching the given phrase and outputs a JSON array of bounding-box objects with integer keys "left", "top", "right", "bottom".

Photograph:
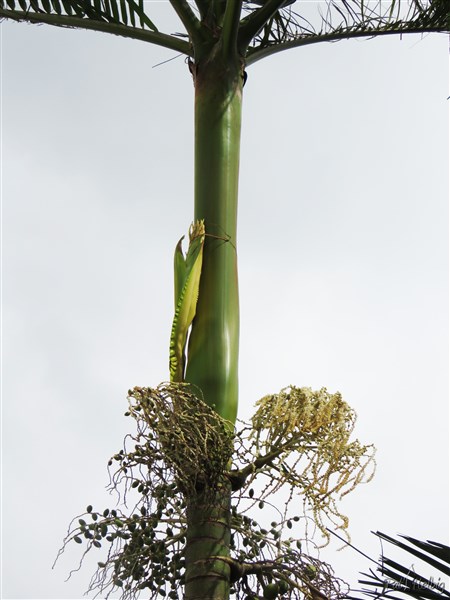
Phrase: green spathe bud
[{"left": 169, "top": 220, "right": 205, "bottom": 382}]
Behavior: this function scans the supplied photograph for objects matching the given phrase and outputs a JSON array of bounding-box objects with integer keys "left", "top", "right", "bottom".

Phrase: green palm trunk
[
  {"left": 185, "top": 50, "right": 243, "bottom": 426},
  {"left": 185, "top": 483, "right": 232, "bottom": 600},
  {"left": 183, "top": 50, "right": 243, "bottom": 600}
]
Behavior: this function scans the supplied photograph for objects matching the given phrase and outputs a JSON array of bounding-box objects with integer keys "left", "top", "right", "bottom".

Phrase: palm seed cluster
[{"left": 56, "top": 382, "right": 375, "bottom": 599}]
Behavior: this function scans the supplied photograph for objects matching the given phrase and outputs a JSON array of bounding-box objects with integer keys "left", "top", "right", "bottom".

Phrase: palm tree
[
  {"left": 2, "top": 1, "right": 448, "bottom": 599},
  {"left": 1, "top": 0, "right": 448, "bottom": 424}
]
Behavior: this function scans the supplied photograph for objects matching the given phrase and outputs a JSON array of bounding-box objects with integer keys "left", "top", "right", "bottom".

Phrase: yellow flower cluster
[{"left": 245, "top": 386, "right": 376, "bottom": 543}]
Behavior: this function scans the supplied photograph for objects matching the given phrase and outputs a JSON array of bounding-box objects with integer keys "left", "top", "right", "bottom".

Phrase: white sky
[{"left": 1, "top": 4, "right": 449, "bottom": 598}]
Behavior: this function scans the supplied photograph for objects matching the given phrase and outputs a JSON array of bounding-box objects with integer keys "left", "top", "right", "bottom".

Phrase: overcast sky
[{"left": 1, "top": 3, "right": 449, "bottom": 598}]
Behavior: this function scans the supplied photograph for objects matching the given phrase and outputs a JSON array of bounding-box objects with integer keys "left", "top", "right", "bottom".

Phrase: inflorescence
[{"left": 55, "top": 382, "right": 375, "bottom": 600}]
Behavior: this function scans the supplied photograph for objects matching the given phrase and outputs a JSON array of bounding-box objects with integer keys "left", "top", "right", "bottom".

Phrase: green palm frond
[
  {"left": 1, "top": 0, "right": 449, "bottom": 61},
  {"left": 348, "top": 531, "right": 450, "bottom": 600},
  {"left": 242, "top": 0, "right": 450, "bottom": 64},
  {"left": 1, "top": 0, "right": 157, "bottom": 29},
  {"left": 0, "top": 0, "right": 191, "bottom": 54}
]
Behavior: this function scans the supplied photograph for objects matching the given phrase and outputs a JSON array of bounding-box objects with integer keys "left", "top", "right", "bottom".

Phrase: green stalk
[
  {"left": 182, "top": 46, "right": 243, "bottom": 599},
  {"left": 184, "top": 48, "right": 243, "bottom": 426},
  {"left": 184, "top": 482, "right": 232, "bottom": 600},
  {"left": 183, "top": 39, "right": 244, "bottom": 600}
]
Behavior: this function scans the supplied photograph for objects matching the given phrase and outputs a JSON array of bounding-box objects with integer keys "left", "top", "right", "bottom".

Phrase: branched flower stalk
[
  {"left": 232, "top": 387, "right": 376, "bottom": 543},
  {"left": 55, "top": 383, "right": 375, "bottom": 600}
]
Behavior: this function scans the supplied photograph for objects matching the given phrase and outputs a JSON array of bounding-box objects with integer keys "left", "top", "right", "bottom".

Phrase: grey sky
[{"left": 1, "top": 5, "right": 449, "bottom": 598}]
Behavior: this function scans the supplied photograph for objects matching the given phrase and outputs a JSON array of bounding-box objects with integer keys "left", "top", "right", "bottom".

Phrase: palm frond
[
  {"left": 348, "top": 531, "right": 450, "bottom": 600},
  {"left": 1, "top": 0, "right": 157, "bottom": 28},
  {"left": 243, "top": 0, "right": 450, "bottom": 64},
  {"left": 0, "top": 0, "right": 192, "bottom": 54}
]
